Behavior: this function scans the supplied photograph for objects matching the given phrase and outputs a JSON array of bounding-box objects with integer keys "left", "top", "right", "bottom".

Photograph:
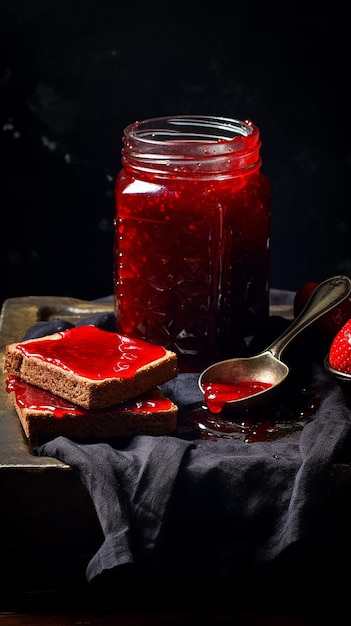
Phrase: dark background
[{"left": 1, "top": 0, "right": 350, "bottom": 309}]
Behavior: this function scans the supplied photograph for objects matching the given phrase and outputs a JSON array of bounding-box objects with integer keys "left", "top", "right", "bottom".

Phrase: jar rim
[
  {"left": 124, "top": 115, "right": 258, "bottom": 146},
  {"left": 121, "top": 115, "right": 261, "bottom": 178}
]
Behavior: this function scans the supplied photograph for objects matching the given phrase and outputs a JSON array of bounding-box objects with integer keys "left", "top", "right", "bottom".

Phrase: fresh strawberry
[
  {"left": 294, "top": 281, "right": 351, "bottom": 338},
  {"left": 329, "top": 319, "right": 351, "bottom": 374}
]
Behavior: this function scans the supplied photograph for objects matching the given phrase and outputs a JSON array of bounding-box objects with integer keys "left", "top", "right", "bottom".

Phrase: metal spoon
[{"left": 198, "top": 275, "right": 351, "bottom": 411}]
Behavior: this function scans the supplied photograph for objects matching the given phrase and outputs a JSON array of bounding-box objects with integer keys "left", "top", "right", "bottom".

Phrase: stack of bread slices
[{"left": 3, "top": 325, "right": 179, "bottom": 444}]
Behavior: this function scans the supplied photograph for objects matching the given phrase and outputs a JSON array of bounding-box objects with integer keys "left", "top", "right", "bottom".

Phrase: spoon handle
[{"left": 267, "top": 275, "right": 351, "bottom": 360}]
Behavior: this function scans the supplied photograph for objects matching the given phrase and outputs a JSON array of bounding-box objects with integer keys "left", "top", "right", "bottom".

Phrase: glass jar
[{"left": 113, "top": 115, "right": 271, "bottom": 371}]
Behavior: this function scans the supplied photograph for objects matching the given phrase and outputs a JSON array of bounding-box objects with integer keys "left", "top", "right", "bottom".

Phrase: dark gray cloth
[
  {"left": 32, "top": 305, "right": 351, "bottom": 584},
  {"left": 35, "top": 368, "right": 351, "bottom": 583}
]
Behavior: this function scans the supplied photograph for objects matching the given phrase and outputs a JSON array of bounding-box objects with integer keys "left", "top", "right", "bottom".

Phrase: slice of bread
[
  {"left": 3, "top": 325, "right": 178, "bottom": 409},
  {"left": 6, "top": 375, "right": 178, "bottom": 444}
]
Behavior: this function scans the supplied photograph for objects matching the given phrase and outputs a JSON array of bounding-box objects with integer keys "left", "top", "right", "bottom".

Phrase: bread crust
[
  {"left": 7, "top": 380, "right": 178, "bottom": 444},
  {"left": 4, "top": 330, "right": 178, "bottom": 409}
]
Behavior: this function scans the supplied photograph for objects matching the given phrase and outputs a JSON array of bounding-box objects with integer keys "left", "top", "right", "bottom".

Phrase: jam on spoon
[
  {"left": 199, "top": 275, "right": 351, "bottom": 412},
  {"left": 203, "top": 380, "right": 273, "bottom": 413}
]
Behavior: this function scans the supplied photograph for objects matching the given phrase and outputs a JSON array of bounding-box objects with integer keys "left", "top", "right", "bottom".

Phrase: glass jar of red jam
[{"left": 113, "top": 115, "right": 271, "bottom": 371}]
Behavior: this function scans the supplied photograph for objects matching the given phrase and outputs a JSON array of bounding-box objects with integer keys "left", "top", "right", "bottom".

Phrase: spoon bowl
[
  {"left": 199, "top": 275, "right": 351, "bottom": 412},
  {"left": 199, "top": 351, "right": 289, "bottom": 410}
]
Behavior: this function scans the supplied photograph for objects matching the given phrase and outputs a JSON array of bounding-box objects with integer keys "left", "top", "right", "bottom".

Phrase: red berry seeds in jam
[
  {"left": 114, "top": 172, "right": 271, "bottom": 371},
  {"left": 114, "top": 117, "right": 272, "bottom": 372}
]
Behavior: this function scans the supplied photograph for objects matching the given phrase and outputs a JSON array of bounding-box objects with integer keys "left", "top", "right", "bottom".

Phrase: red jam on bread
[
  {"left": 6, "top": 375, "right": 174, "bottom": 417},
  {"left": 4, "top": 325, "right": 178, "bottom": 409},
  {"left": 15, "top": 325, "right": 170, "bottom": 380}
]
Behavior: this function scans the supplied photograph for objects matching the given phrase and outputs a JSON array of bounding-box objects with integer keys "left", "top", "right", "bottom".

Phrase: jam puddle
[{"left": 176, "top": 381, "right": 327, "bottom": 443}]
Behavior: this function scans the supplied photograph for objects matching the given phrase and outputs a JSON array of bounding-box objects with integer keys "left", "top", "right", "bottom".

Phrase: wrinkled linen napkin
[{"left": 30, "top": 297, "right": 351, "bottom": 585}]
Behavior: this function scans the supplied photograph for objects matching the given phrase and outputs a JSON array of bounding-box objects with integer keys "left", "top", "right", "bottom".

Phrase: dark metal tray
[
  {"left": 0, "top": 297, "right": 113, "bottom": 596},
  {"left": 0, "top": 296, "right": 114, "bottom": 468},
  {"left": 0, "top": 295, "right": 293, "bottom": 466}
]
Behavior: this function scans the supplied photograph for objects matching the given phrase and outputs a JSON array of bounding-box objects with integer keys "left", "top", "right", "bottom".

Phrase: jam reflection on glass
[{"left": 114, "top": 170, "right": 270, "bottom": 372}]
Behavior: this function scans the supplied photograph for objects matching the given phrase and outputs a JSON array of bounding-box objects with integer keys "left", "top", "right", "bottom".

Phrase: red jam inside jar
[{"left": 114, "top": 116, "right": 271, "bottom": 371}]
